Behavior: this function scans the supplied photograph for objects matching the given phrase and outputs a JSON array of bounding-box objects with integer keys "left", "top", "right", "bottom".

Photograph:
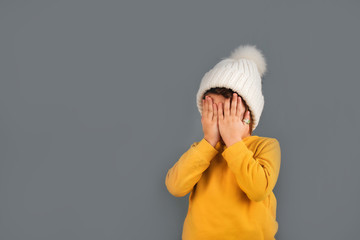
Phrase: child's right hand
[{"left": 201, "top": 96, "right": 220, "bottom": 147}]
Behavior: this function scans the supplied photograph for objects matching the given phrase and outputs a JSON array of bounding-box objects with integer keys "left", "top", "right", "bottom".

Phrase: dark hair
[{"left": 202, "top": 87, "right": 253, "bottom": 134}]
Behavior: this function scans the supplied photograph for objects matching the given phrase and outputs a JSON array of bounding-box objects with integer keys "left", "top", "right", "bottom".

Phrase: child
[{"left": 165, "top": 45, "right": 281, "bottom": 240}]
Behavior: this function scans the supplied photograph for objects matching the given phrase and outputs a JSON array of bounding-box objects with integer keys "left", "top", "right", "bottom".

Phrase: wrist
[
  {"left": 203, "top": 136, "right": 218, "bottom": 148},
  {"left": 224, "top": 137, "right": 243, "bottom": 147}
]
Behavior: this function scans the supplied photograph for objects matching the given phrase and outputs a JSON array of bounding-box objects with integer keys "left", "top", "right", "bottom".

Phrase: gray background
[{"left": 0, "top": 0, "right": 359, "bottom": 239}]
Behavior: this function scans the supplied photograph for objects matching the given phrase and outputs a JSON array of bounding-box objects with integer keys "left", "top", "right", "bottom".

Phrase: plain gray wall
[{"left": 1, "top": 0, "right": 359, "bottom": 239}]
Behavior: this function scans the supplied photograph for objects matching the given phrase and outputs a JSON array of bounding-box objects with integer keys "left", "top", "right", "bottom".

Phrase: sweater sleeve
[
  {"left": 165, "top": 138, "right": 219, "bottom": 197},
  {"left": 221, "top": 138, "right": 281, "bottom": 202}
]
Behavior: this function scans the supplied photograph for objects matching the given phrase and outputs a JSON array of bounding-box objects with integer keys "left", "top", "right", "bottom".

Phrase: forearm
[
  {"left": 165, "top": 138, "right": 219, "bottom": 197},
  {"left": 221, "top": 138, "right": 281, "bottom": 201}
]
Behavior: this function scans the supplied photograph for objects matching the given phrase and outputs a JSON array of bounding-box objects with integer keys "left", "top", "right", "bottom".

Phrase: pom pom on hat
[{"left": 229, "top": 44, "right": 267, "bottom": 77}]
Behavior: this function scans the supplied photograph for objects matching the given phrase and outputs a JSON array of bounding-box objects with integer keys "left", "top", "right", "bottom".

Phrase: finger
[
  {"left": 218, "top": 102, "right": 224, "bottom": 121},
  {"left": 243, "top": 109, "right": 250, "bottom": 120},
  {"left": 213, "top": 103, "right": 218, "bottom": 122},
  {"left": 203, "top": 97, "right": 208, "bottom": 116},
  {"left": 242, "top": 110, "right": 251, "bottom": 126},
  {"left": 236, "top": 96, "right": 241, "bottom": 117},
  {"left": 238, "top": 96, "right": 246, "bottom": 119},
  {"left": 201, "top": 99, "right": 204, "bottom": 116},
  {"left": 236, "top": 96, "right": 244, "bottom": 117},
  {"left": 206, "top": 96, "right": 211, "bottom": 118},
  {"left": 208, "top": 97, "right": 214, "bottom": 119},
  {"left": 202, "top": 99, "right": 205, "bottom": 116},
  {"left": 231, "top": 93, "right": 237, "bottom": 116},
  {"left": 224, "top": 98, "right": 230, "bottom": 118}
]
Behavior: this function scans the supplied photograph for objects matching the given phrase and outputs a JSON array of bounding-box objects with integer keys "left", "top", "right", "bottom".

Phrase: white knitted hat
[{"left": 196, "top": 44, "right": 267, "bottom": 132}]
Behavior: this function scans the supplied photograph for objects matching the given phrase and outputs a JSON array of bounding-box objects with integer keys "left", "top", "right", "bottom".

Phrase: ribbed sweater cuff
[
  {"left": 192, "top": 138, "right": 219, "bottom": 163},
  {"left": 221, "top": 139, "right": 252, "bottom": 162}
]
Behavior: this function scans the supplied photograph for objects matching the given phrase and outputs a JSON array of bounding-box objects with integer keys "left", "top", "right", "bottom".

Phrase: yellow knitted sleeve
[
  {"left": 165, "top": 138, "right": 219, "bottom": 197},
  {"left": 221, "top": 138, "right": 281, "bottom": 202}
]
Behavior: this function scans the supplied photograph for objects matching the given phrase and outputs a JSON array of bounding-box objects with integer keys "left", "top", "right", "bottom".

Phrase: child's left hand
[{"left": 217, "top": 93, "right": 251, "bottom": 147}]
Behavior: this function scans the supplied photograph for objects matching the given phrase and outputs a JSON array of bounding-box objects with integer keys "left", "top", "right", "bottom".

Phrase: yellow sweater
[{"left": 165, "top": 135, "right": 281, "bottom": 240}]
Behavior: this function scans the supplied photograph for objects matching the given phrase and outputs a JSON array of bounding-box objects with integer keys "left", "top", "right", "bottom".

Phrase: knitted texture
[{"left": 196, "top": 44, "right": 267, "bottom": 131}]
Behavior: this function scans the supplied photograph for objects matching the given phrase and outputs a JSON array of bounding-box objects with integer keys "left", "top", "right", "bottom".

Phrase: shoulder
[
  {"left": 251, "top": 136, "right": 281, "bottom": 155},
  {"left": 262, "top": 136, "right": 279, "bottom": 144},
  {"left": 254, "top": 135, "right": 280, "bottom": 144}
]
